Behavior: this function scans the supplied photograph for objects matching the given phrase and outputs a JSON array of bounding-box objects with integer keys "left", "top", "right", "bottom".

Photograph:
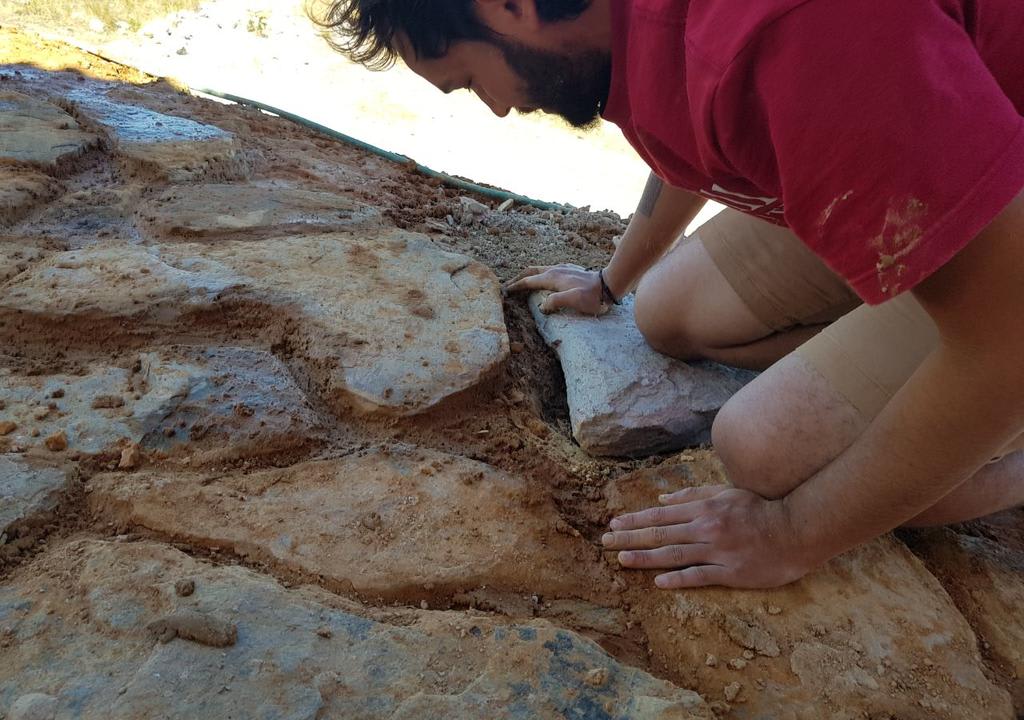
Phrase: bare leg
[
  {"left": 713, "top": 353, "right": 1024, "bottom": 526},
  {"left": 634, "top": 238, "right": 831, "bottom": 371}
]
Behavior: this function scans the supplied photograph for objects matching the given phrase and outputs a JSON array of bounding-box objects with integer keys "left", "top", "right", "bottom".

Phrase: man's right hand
[{"left": 505, "top": 264, "right": 609, "bottom": 316}]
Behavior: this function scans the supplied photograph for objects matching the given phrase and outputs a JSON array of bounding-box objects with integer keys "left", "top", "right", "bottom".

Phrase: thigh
[
  {"left": 699, "top": 209, "right": 862, "bottom": 330},
  {"left": 636, "top": 235, "right": 776, "bottom": 350}
]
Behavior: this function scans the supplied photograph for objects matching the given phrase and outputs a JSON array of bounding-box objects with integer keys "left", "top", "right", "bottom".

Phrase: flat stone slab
[
  {"left": 0, "top": 91, "right": 98, "bottom": 169},
  {"left": 2, "top": 232, "right": 508, "bottom": 415},
  {"left": 0, "top": 243, "right": 240, "bottom": 319},
  {"left": 0, "top": 346, "right": 318, "bottom": 461},
  {"left": 0, "top": 166, "right": 62, "bottom": 227},
  {"left": 909, "top": 528, "right": 1024, "bottom": 713},
  {"left": 89, "top": 446, "right": 611, "bottom": 603},
  {"left": 137, "top": 182, "right": 382, "bottom": 239},
  {"left": 529, "top": 294, "right": 755, "bottom": 457},
  {"left": 0, "top": 456, "right": 67, "bottom": 535},
  {"left": 0, "top": 236, "right": 52, "bottom": 283},
  {"left": 67, "top": 87, "right": 247, "bottom": 182},
  {"left": 0, "top": 540, "right": 713, "bottom": 719},
  {"left": 608, "top": 466, "right": 1013, "bottom": 719}
]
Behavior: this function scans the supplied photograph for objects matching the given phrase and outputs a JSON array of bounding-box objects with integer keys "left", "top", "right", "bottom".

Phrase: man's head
[{"left": 313, "top": 0, "right": 612, "bottom": 129}]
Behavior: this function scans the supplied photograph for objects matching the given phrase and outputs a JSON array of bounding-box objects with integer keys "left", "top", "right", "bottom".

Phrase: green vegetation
[{"left": 13, "top": 0, "right": 204, "bottom": 33}]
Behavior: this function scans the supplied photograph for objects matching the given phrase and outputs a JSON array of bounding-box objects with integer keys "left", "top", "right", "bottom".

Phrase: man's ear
[{"left": 474, "top": 0, "right": 541, "bottom": 37}]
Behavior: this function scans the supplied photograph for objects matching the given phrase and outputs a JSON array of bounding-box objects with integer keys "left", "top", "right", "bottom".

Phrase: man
[{"left": 316, "top": 0, "right": 1024, "bottom": 589}]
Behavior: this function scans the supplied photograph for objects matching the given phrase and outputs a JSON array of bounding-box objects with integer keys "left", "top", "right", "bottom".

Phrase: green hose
[{"left": 193, "top": 88, "right": 571, "bottom": 212}]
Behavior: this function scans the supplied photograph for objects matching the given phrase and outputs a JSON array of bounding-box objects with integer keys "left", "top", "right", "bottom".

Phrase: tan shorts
[{"left": 699, "top": 209, "right": 1024, "bottom": 457}]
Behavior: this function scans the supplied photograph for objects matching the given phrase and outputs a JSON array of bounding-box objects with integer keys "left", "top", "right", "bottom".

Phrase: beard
[{"left": 495, "top": 39, "right": 612, "bottom": 130}]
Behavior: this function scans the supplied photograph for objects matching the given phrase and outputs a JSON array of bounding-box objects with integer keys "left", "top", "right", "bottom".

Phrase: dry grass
[{"left": 12, "top": 0, "right": 204, "bottom": 33}]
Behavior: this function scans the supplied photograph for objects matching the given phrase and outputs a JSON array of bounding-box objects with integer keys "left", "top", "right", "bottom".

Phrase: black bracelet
[{"left": 598, "top": 268, "right": 622, "bottom": 306}]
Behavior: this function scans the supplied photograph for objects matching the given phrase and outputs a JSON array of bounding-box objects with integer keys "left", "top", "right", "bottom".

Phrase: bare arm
[
  {"left": 787, "top": 189, "right": 1024, "bottom": 560},
  {"left": 602, "top": 173, "right": 706, "bottom": 298},
  {"left": 506, "top": 173, "right": 705, "bottom": 314}
]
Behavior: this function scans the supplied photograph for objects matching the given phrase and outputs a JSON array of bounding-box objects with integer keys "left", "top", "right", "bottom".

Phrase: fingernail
[
  {"left": 609, "top": 518, "right": 622, "bottom": 530},
  {"left": 658, "top": 494, "right": 670, "bottom": 501},
  {"left": 601, "top": 533, "right": 613, "bottom": 546},
  {"left": 655, "top": 575, "right": 669, "bottom": 588},
  {"left": 618, "top": 551, "right": 632, "bottom": 564}
]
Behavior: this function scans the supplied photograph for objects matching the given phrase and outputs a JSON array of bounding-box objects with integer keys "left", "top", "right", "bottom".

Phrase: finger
[
  {"left": 504, "top": 272, "right": 553, "bottom": 294},
  {"left": 659, "top": 485, "right": 729, "bottom": 505},
  {"left": 507, "top": 266, "right": 549, "bottom": 284},
  {"left": 655, "top": 565, "right": 730, "bottom": 589},
  {"left": 602, "top": 521, "right": 700, "bottom": 550},
  {"left": 609, "top": 501, "right": 705, "bottom": 531},
  {"left": 617, "top": 543, "right": 712, "bottom": 570},
  {"left": 540, "top": 288, "right": 591, "bottom": 314}
]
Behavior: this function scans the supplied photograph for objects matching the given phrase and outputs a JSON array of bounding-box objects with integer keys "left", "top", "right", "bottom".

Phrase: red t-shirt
[{"left": 603, "top": 0, "right": 1024, "bottom": 303}]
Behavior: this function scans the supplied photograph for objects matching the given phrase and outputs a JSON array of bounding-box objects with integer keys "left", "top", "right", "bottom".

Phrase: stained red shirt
[{"left": 603, "top": 0, "right": 1024, "bottom": 303}]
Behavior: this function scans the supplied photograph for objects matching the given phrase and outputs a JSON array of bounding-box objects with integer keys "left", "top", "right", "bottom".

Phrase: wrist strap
[{"left": 598, "top": 268, "right": 622, "bottom": 306}]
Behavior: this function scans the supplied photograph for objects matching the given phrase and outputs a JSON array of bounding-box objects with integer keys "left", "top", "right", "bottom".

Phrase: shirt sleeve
[{"left": 712, "top": 0, "right": 1024, "bottom": 304}]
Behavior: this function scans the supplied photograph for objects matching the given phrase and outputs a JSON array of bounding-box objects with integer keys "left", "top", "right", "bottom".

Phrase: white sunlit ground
[{"left": 13, "top": 0, "right": 723, "bottom": 230}]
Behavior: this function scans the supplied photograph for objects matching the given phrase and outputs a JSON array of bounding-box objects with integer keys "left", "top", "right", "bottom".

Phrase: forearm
[
  {"left": 603, "top": 173, "right": 705, "bottom": 299},
  {"left": 787, "top": 322, "right": 1024, "bottom": 562}
]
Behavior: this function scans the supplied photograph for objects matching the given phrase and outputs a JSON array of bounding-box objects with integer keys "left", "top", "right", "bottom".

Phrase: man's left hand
[{"left": 602, "top": 485, "right": 819, "bottom": 589}]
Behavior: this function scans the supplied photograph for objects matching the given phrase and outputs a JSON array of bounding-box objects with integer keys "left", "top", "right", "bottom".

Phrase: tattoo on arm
[{"left": 638, "top": 174, "right": 664, "bottom": 218}]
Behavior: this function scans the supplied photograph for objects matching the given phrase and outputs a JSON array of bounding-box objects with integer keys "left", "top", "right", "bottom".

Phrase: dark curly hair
[{"left": 309, "top": 0, "right": 591, "bottom": 70}]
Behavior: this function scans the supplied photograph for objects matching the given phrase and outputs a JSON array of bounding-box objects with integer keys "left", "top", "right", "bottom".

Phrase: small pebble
[
  {"left": 584, "top": 667, "right": 609, "bottom": 687},
  {"left": 728, "top": 658, "right": 747, "bottom": 671},
  {"left": 118, "top": 444, "right": 142, "bottom": 470},
  {"left": 705, "top": 653, "right": 718, "bottom": 668},
  {"left": 724, "top": 682, "right": 742, "bottom": 702},
  {"left": 360, "top": 512, "right": 382, "bottom": 530},
  {"left": 174, "top": 578, "right": 195, "bottom": 597},
  {"left": 44, "top": 431, "right": 67, "bottom": 452}
]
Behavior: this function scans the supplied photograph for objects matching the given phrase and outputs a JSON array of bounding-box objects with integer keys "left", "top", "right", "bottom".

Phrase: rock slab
[
  {"left": 89, "top": 446, "right": 609, "bottom": 602},
  {"left": 529, "top": 294, "right": 754, "bottom": 457},
  {"left": 0, "top": 456, "right": 67, "bottom": 535},
  {"left": 67, "top": 86, "right": 247, "bottom": 182},
  {"left": 909, "top": 528, "right": 1024, "bottom": 713},
  {"left": 0, "top": 91, "right": 97, "bottom": 169},
  {"left": 608, "top": 466, "right": 1013, "bottom": 720},
  {"left": 137, "top": 182, "right": 382, "bottom": 239},
  {"left": 0, "top": 540, "right": 713, "bottom": 719},
  {"left": 0, "top": 346, "right": 318, "bottom": 461},
  {"left": 2, "top": 231, "right": 509, "bottom": 415}
]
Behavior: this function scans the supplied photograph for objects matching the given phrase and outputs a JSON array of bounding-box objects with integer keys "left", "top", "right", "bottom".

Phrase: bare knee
[
  {"left": 711, "top": 398, "right": 791, "bottom": 500},
  {"left": 634, "top": 272, "right": 704, "bottom": 360}
]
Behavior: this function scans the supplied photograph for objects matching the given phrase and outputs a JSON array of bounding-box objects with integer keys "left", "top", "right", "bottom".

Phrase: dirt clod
[
  {"left": 44, "top": 431, "right": 67, "bottom": 452},
  {"left": 91, "top": 395, "right": 125, "bottom": 409},
  {"left": 147, "top": 610, "right": 237, "bottom": 647},
  {"left": 174, "top": 578, "right": 196, "bottom": 597},
  {"left": 118, "top": 444, "right": 142, "bottom": 470}
]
